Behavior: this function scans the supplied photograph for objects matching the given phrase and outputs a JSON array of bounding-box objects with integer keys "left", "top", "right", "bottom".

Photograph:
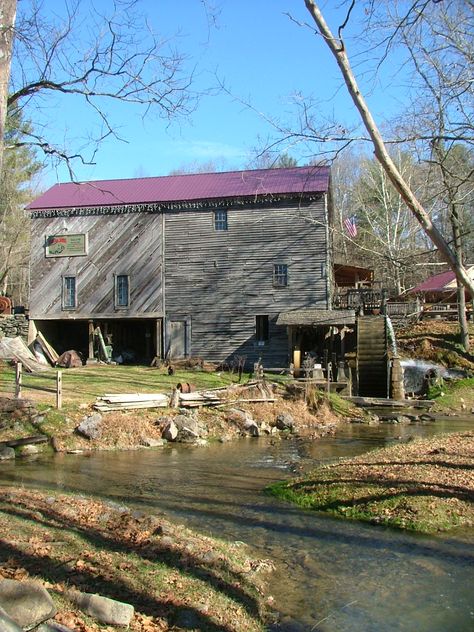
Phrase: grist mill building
[{"left": 27, "top": 165, "right": 338, "bottom": 367}]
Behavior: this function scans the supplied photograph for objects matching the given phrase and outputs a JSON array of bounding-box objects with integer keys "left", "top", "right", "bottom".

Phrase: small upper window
[
  {"left": 214, "top": 209, "right": 228, "bottom": 231},
  {"left": 62, "top": 276, "right": 76, "bottom": 309},
  {"left": 273, "top": 264, "right": 288, "bottom": 287},
  {"left": 115, "top": 274, "right": 130, "bottom": 308}
]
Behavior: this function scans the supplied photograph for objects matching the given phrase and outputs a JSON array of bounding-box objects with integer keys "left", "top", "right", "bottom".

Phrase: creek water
[{"left": 1, "top": 418, "right": 473, "bottom": 631}]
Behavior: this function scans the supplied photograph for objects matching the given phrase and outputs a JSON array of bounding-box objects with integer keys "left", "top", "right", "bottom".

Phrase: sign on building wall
[{"left": 45, "top": 234, "right": 88, "bottom": 257}]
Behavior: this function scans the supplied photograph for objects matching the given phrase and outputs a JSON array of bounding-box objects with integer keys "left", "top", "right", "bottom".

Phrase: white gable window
[{"left": 214, "top": 209, "right": 228, "bottom": 231}]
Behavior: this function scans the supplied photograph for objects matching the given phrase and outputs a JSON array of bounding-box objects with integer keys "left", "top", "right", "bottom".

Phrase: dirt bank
[{"left": 0, "top": 382, "right": 349, "bottom": 455}]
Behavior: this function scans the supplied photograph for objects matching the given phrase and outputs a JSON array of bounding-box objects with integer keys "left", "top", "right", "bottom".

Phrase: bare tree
[
  {"left": 391, "top": 2, "right": 474, "bottom": 348},
  {"left": 0, "top": 0, "right": 16, "bottom": 177},
  {"left": 8, "top": 0, "right": 198, "bottom": 176},
  {"left": 303, "top": 1, "right": 474, "bottom": 308}
]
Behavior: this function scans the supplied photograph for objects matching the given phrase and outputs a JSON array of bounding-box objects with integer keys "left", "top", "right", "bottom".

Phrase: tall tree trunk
[
  {"left": 0, "top": 0, "right": 16, "bottom": 177},
  {"left": 304, "top": 1, "right": 474, "bottom": 298},
  {"left": 451, "top": 208, "right": 470, "bottom": 350}
]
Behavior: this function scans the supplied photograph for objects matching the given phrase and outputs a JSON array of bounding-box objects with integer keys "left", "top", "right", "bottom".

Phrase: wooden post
[
  {"left": 15, "top": 362, "right": 22, "bottom": 399},
  {"left": 87, "top": 320, "right": 96, "bottom": 364},
  {"left": 56, "top": 370, "right": 62, "bottom": 409},
  {"left": 155, "top": 318, "right": 163, "bottom": 359},
  {"left": 340, "top": 326, "right": 346, "bottom": 358},
  {"left": 293, "top": 348, "right": 301, "bottom": 378}
]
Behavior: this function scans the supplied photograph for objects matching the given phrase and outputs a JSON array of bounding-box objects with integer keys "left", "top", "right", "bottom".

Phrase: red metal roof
[
  {"left": 27, "top": 166, "right": 330, "bottom": 210},
  {"left": 410, "top": 265, "right": 474, "bottom": 293},
  {"left": 410, "top": 270, "right": 456, "bottom": 293}
]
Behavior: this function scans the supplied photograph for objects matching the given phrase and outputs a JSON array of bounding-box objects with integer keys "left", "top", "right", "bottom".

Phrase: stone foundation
[{"left": 0, "top": 315, "right": 29, "bottom": 340}]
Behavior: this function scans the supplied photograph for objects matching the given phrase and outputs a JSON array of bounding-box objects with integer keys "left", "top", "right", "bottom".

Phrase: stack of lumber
[
  {"left": 177, "top": 386, "right": 275, "bottom": 408},
  {"left": 93, "top": 383, "right": 276, "bottom": 412},
  {"left": 94, "top": 393, "right": 170, "bottom": 411},
  {"left": 178, "top": 390, "right": 225, "bottom": 408}
]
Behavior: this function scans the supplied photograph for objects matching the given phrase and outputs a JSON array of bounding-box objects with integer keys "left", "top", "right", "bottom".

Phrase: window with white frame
[
  {"left": 62, "top": 276, "right": 76, "bottom": 309},
  {"left": 273, "top": 263, "right": 288, "bottom": 287},
  {"left": 214, "top": 209, "right": 228, "bottom": 231},
  {"left": 115, "top": 274, "right": 130, "bottom": 308}
]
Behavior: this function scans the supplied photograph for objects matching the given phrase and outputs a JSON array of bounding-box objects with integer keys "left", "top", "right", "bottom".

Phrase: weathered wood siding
[
  {"left": 164, "top": 197, "right": 329, "bottom": 366},
  {"left": 30, "top": 213, "right": 163, "bottom": 319}
]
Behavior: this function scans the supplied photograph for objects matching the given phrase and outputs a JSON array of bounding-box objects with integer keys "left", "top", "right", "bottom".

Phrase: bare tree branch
[{"left": 304, "top": 0, "right": 474, "bottom": 298}]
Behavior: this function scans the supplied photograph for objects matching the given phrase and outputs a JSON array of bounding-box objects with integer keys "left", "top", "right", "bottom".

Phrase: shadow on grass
[
  {"left": 0, "top": 496, "right": 263, "bottom": 630},
  {"left": 0, "top": 538, "right": 234, "bottom": 632},
  {"left": 285, "top": 472, "right": 474, "bottom": 520}
]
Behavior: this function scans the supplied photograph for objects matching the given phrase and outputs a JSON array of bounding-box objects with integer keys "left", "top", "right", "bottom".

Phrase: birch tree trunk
[{"left": 304, "top": 0, "right": 474, "bottom": 299}]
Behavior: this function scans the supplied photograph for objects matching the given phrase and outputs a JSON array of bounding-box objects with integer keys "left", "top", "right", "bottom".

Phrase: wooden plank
[
  {"left": 0, "top": 435, "right": 49, "bottom": 448},
  {"left": 94, "top": 401, "right": 169, "bottom": 411},
  {"left": 36, "top": 331, "right": 59, "bottom": 363},
  {"left": 100, "top": 393, "right": 169, "bottom": 402},
  {"left": 345, "top": 396, "right": 434, "bottom": 409}
]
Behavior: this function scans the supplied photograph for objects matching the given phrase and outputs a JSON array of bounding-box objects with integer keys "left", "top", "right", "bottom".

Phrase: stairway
[{"left": 357, "top": 316, "right": 389, "bottom": 398}]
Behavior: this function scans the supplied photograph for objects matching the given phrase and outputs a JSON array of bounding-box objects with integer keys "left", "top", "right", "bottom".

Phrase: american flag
[{"left": 344, "top": 216, "right": 357, "bottom": 237}]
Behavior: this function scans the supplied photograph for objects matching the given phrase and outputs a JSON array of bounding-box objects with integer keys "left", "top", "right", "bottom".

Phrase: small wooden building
[{"left": 27, "top": 166, "right": 334, "bottom": 366}]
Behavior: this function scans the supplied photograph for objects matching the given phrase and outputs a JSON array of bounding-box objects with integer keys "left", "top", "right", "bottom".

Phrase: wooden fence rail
[{"left": 14, "top": 363, "right": 63, "bottom": 409}]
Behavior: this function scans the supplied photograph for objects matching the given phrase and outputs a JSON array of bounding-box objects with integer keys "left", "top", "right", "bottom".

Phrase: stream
[{"left": 0, "top": 417, "right": 473, "bottom": 631}]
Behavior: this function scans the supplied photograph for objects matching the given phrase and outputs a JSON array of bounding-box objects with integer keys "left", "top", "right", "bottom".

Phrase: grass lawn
[
  {"left": 0, "top": 363, "right": 242, "bottom": 407},
  {"left": 268, "top": 431, "right": 474, "bottom": 533},
  {"left": 427, "top": 376, "right": 474, "bottom": 412}
]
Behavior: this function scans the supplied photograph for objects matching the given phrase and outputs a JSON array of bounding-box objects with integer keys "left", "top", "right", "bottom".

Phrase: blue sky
[{"left": 21, "top": 1, "right": 409, "bottom": 188}]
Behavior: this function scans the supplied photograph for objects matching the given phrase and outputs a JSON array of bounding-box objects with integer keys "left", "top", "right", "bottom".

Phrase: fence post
[
  {"left": 56, "top": 370, "right": 62, "bottom": 409},
  {"left": 15, "top": 362, "right": 22, "bottom": 399}
]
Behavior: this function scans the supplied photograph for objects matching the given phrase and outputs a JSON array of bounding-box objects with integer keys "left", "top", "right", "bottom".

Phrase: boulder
[
  {"left": 226, "top": 408, "right": 254, "bottom": 430},
  {"left": 56, "top": 350, "right": 83, "bottom": 368},
  {"left": 67, "top": 590, "right": 134, "bottom": 626},
  {"left": 174, "top": 415, "right": 200, "bottom": 442},
  {"left": 275, "top": 413, "right": 294, "bottom": 431},
  {"left": 164, "top": 415, "right": 206, "bottom": 443},
  {"left": 0, "top": 447, "right": 15, "bottom": 461},
  {"left": 0, "top": 579, "right": 56, "bottom": 628},
  {"left": 17, "top": 444, "right": 40, "bottom": 456},
  {"left": 140, "top": 437, "right": 164, "bottom": 448},
  {"left": 162, "top": 420, "right": 178, "bottom": 441},
  {"left": 0, "top": 607, "right": 22, "bottom": 632},
  {"left": 243, "top": 419, "right": 260, "bottom": 437},
  {"left": 194, "top": 438, "right": 208, "bottom": 446},
  {"left": 75, "top": 413, "right": 103, "bottom": 440},
  {"left": 36, "top": 622, "right": 75, "bottom": 632}
]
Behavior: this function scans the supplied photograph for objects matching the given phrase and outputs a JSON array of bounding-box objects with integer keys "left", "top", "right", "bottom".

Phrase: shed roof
[
  {"left": 27, "top": 165, "right": 330, "bottom": 211},
  {"left": 276, "top": 309, "right": 355, "bottom": 327},
  {"left": 409, "top": 265, "right": 474, "bottom": 293}
]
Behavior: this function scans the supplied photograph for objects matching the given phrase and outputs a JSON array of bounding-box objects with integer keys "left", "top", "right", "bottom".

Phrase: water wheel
[{"left": 357, "top": 315, "right": 389, "bottom": 397}]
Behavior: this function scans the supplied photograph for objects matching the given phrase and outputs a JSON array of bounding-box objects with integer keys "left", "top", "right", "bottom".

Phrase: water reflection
[{"left": 1, "top": 419, "right": 473, "bottom": 631}]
